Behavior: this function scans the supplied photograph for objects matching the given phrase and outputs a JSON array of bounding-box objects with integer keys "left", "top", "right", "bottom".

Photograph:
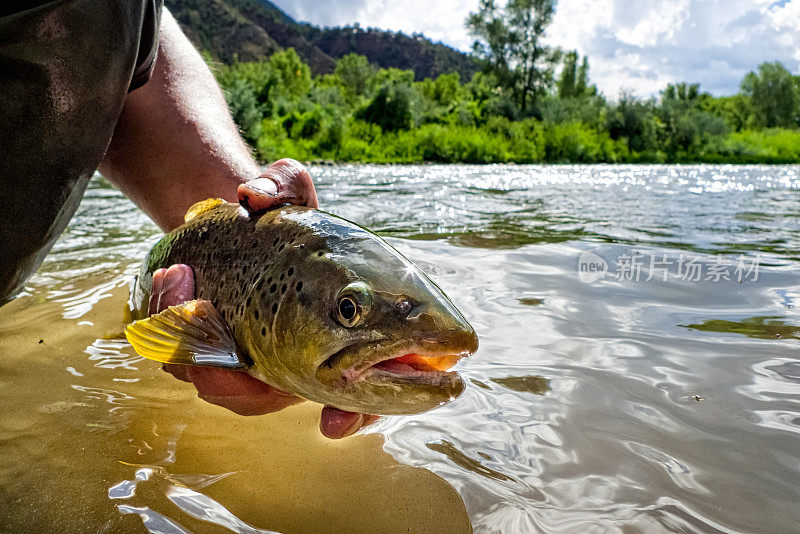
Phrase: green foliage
[
  {"left": 223, "top": 76, "right": 263, "bottom": 143},
  {"left": 557, "top": 51, "right": 595, "bottom": 99},
  {"left": 539, "top": 95, "right": 606, "bottom": 128},
  {"left": 542, "top": 122, "right": 628, "bottom": 163},
  {"left": 174, "top": 0, "right": 800, "bottom": 165},
  {"left": 467, "top": 0, "right": 558, "bottom": 113},
  {"left": 576, "top": 56, "right": 591, "bottom": 96},
  {"left": 663, "top": 82, "right": 700, "bottom": 101},
  {"left": 267, "top": 48, "right": 312, "bottom": 97},
  {"left": 655, "top": 86, "right": 728, "bottom": 158},
  {"left": 215, "top": 49, "right": 311, "bottom": 115},
  {"left": 213, "top": 50, "right": 800, "bottom": 165},
  {"left": 334, "top": 53, "right": 375, "bottom": 100},
  {"left": 740, "top": 62, "right": 800, "bottom": 128},
  {"left": 357, "top": 82, "right": 420, "bottom": 131},
  {"left": 717, "top": 129, "right": 800, "bottom": 163},
  {"left": 605, "top": 94, "right": 657, "bottom": 154},
  {"left": 699, "top": 94, "right": 753, "bottom": 131},
  {"left": 557, "top": 51, "right": 578, "bottom": 99},
  {"left": 420, "top": 72, "right": 463, "bottom": 107}
]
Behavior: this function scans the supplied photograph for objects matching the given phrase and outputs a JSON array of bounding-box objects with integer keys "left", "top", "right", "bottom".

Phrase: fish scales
[
  {"left": 149, "top": 205, "right": 330, "bottom": 340},
  {"left": 127, "top": 200, "right": 478, "bottom": 415}
]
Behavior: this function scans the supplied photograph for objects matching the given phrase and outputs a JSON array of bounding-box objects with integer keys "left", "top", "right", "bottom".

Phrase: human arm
[
  {"left": 102, "top": 11, "right": 368, "bottom": 437},
  {"left": 98, "top": 8, "right": 258, "bottom": 231}
]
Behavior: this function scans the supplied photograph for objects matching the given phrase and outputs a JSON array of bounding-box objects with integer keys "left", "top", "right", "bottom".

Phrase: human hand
[
  {"left": 149, "top": 161, "right": 379, "bottom": 438},
  {"left": 237, "top": 158, "right": 319, "bottom": 213}
]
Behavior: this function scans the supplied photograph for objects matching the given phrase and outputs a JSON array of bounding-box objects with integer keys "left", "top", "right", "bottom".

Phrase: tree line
[{"left": 212, "top": 0, "right": 800, "bottom": 164}]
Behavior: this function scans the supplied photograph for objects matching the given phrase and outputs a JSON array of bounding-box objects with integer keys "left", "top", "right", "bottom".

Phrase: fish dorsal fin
[
  {"left": 125, "top": 300, "right": 243, "bottom": 368},
  {"left": 184, "top": 198, "right": 226, "bottom": 223}
]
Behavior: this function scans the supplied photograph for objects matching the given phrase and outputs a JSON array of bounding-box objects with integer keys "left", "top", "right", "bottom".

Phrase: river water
[{"left": 0, "top": 165, "right": 798, "bottom": 533}]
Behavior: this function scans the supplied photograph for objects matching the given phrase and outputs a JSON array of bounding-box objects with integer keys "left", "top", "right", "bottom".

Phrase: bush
[
  {"left": 543, "top": 122, "right": 628, "bottom": 163},
  {"left": 413, "top": 125, "right": 510, "bottom": 163},
  {"left": 716, "top": 129, "right": 800, "bottom": 163},
  {"left": 357, "top": 82, "right": 420, "bottom": 131},
  {"left": 223, "top": 77, "right": 262, "bottom": 143},
  {"left": 215, "top": 53, "right": 800, "bottom": 164}
]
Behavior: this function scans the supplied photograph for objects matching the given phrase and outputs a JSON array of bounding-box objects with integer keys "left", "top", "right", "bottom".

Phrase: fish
[{"left": 126, "top": 199, "right": 478, "bottom": 415}]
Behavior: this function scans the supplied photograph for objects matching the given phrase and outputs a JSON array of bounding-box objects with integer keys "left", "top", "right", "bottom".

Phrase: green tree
[
  {"left": 334, "top": 54, "right": 375, "bottom": 99},
  {"left": 656, "top": 83, "right": 727, "bottom": 158},
  {"left": 465, "top": 71, "right": 501, "bottom": 103},
  {"left": 357, "top": 82, "right": 419, "bottom": 131},
  {"left": 663, "top": 82, "right": 700, "bottom": 102},
  {"left": 426, "top": 72, "right": 463, "bottom": 106},
  {"left": 467, "top": 0, "right": 558, "bottom": 113},
  {"left": 576, "top": 56, "right": 593, "bottom": 96},
  {"left": 223, "top": 77, "right": 262, "bottom": 143},
  {"left": 740, "top": 61, "right": 800, "bottom": 128},
  {"left": 557, "top": 51, "right": 595, "bottom": 99},
  {"left": 557, "top": 51, "right": 578, "bottom": 99},
  {"left": 606, "top": 93, "right": 657, "bottom": 154},
  {"left": 372, "top": 68, "right": 415, "bottom": 88},
  {"left": 700, "top": 94, "right": 752, "bottom": 131},
  {"left": 268, "top": 48, "right": 312, "bottom": 98}
]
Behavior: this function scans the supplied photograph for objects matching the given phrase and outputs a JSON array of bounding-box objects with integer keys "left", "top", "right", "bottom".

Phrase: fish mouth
[
  {"left": 312, "top": 334, "right": 478, "bottom": 414},
  {"left": 316, "top": 335, "right": 476, "bottom": 389},
  {"left": 354, "top": 348, "right": 471, "bottom": 387}
]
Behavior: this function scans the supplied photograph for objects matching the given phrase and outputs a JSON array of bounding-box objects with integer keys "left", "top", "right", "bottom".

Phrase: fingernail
[{"left": 247, "top": 177, "right": 279, "bottom": 196}]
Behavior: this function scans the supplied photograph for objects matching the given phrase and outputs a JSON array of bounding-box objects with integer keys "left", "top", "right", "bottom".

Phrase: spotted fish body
[{"left": 129, "top": 201, "right": 478, "bottom": 415}]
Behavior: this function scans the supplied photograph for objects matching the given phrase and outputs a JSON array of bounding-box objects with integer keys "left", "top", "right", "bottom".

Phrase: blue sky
[{"left": 270, "top": 0, "right": 800, "bottom": 97}]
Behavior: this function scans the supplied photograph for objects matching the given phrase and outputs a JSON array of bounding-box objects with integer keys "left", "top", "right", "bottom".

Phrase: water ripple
[{"left": 4, "top": 165, "right": 800, "bottom": 533}]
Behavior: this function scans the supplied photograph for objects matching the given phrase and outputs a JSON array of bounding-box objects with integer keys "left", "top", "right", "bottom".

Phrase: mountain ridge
[{"left": 165, "top": 0, "right": 481, "bottom": 80}]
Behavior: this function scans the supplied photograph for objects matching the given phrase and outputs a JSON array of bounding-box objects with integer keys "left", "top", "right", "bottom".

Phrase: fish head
[{"left": 248, "top": 209, "right": 478, "bottom": 416}]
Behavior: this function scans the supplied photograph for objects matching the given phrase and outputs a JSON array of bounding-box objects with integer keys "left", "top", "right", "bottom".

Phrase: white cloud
[
  {"left": 271, "top": 0, "right": 476, "bottom": 50},
  {"left": 268, "top": 0, "right": 800, "bottom": 97},
  {"left": 549, "top": 0, "right": 800, "bottom": 97},
  {"left": 270, "top": 0, "right": 476, "bottom": 49}
]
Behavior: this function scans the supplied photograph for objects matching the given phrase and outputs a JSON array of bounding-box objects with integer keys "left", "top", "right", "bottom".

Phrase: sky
[{"left": 269, "top": 0, "right": 800, "bottom": 98}]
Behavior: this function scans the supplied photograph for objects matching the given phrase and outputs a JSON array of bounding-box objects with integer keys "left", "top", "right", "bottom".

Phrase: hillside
[{"left": 165, "top": 0, "right": 481, "bottom": 80}]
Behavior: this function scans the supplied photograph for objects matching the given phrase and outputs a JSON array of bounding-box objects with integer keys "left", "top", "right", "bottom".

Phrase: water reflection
[
  {"left": 427, "top": 441, "right": 516, "bottom": 482},
  {"left": 321, "top": 164, "right": 800, "bottom": 260},
  {"left": 517, "top": 297, "right": 545, "bottom": 306},
  {"left": 491, "top": 375, "right": 551, "bottom": 395},
  {"left": 681, "top": 316, "right": 800, "bottom": 340},
  {"left": 1, "top": 165, "right": 799, "bottom": 533},
  {"left": 108, "top": 466, "right": 272, "bottom": 534}
]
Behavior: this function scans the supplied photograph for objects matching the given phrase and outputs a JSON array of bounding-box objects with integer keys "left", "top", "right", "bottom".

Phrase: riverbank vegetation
[{"left": 211, "top": 0, "right": 800, "bottom": 164}]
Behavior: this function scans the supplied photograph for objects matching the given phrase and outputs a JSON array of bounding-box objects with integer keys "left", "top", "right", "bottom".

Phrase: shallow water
[{"left": 1, "top": 164, "right": 799, "bottom": 533}]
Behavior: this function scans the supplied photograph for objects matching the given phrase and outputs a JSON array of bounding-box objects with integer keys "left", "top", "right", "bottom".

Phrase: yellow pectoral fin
[
  {"left": 125, "top": 300, "right": 243, "bottom": 368},
  {"left": 184, "top": 198, "right": 227, "bottom": 223}
]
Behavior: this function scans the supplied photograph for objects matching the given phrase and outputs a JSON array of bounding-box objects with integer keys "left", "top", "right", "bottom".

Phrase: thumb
[
  {"left": 319, "top": 406, "right": 381, "bottom": 439},
  {"left": 238, "top": 158, "right": 319, "bottom": 215}
]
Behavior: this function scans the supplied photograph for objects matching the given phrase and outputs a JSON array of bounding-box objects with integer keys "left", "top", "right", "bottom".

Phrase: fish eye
[
  {"left": 339, "top": 297, "right": 357, "bottom": 321},
  {"left": 336, "top": 281, "right": 372, "bottom": 327}
]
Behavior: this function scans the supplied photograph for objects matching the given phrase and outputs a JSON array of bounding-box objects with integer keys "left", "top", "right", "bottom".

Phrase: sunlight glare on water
[{"left": 0, "top": 165, "right": 798, "bottom": 533}]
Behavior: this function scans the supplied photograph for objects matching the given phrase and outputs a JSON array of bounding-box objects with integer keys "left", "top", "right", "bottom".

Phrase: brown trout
[{"left": 126, "top": 199, "right": 478, "bottom": 415}]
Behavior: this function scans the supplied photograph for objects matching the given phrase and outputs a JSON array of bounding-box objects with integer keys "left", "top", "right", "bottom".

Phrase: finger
[
  {"left": 162, "top": 363, "right": 193, "bottom": 383},
  {"left": 187, "top": 366, "right": 303, "bottom": 416},
  {"left": 149, "top": 268, "right": 166, "bottom": 316},
  {"left": 238, "top": 158, "right": 319, "bottom": 215},
  {"left": 155, "top": 264, "right": 195, "bottom": 312},
  {"left": 319, "top": 407, "right": 381, "bottom": 439}
]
